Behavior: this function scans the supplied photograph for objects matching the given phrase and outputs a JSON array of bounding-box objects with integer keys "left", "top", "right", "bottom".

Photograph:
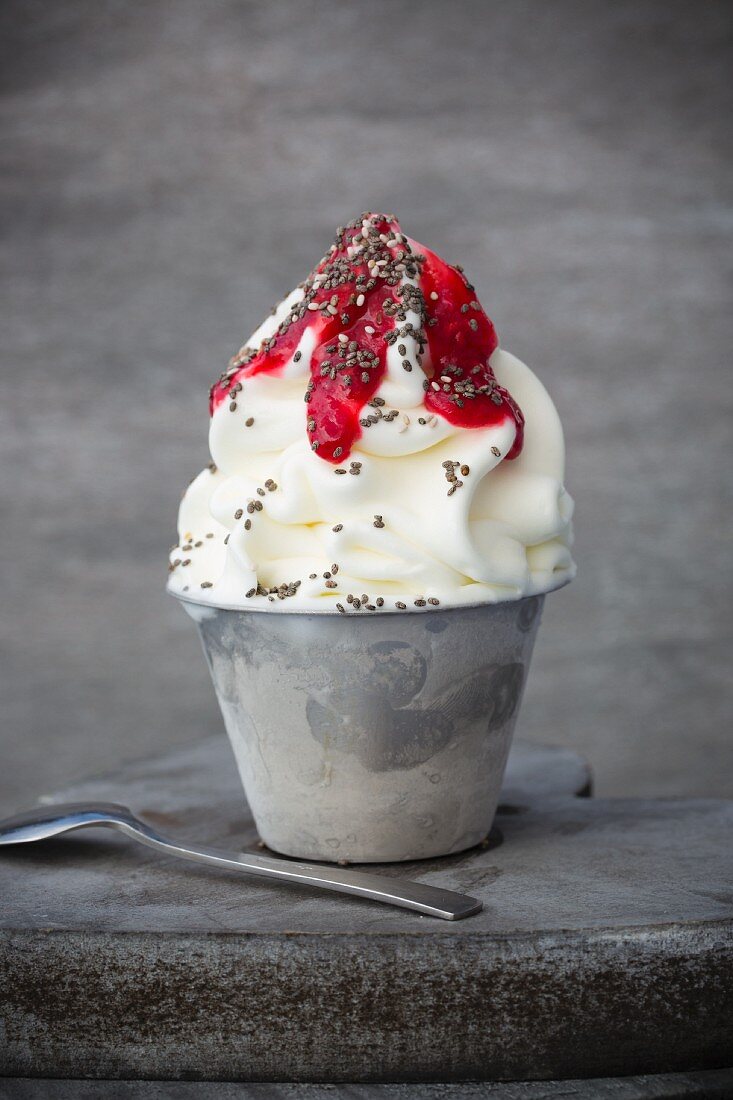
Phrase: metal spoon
[{"left": 0, "top": 802, "right": 482, "bottom": 921}]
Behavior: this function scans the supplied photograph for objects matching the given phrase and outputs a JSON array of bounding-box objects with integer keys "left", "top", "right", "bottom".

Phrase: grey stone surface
[
  {"left": 1, "top": 3, "right": 732, "bottom": 812},
  {"left": 3, "top": 1069, "right": 733, "bottom": 1099},
  {"left": 3, "top": 784, "right": 731, "bottom": 935},
  {"left": 1, "top": 739, "right": 731, "bottom": 1081}
]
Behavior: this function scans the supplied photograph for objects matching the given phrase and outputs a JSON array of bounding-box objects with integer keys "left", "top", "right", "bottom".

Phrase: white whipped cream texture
[{"left": 167, "top": 281, "right": 575, "bottom": 611}]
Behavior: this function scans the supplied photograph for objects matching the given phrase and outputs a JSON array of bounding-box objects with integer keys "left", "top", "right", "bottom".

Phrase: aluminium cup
[{"left": 175, "top": 594, "right": 545, "bottom": 863}]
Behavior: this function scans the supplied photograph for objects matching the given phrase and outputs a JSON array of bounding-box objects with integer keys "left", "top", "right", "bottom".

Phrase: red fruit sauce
[{"left": 210, "top": 214, "right": 523, "bottom": 463}]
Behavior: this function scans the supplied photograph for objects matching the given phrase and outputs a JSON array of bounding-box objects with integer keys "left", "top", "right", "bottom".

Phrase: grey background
[{"left": 1, "top": 0, "right": 731, "bottom": 807}]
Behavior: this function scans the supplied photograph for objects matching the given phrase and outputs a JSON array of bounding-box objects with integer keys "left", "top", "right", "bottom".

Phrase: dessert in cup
[{"left": 168, "top": 213, "right": 574, "bottom": 862}]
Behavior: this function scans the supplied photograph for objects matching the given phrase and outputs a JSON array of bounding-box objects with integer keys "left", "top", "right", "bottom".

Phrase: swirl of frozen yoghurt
[{"left": 168, "top": 213, "right": 574, "bottom": 611}]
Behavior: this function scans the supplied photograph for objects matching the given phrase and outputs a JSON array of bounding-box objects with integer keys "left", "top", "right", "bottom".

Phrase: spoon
[{"left": 0, "top": 801, "right": 482, "bottom": 921}]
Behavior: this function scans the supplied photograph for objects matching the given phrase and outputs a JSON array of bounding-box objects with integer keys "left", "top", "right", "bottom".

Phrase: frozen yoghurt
[{"left": 168, "top": 213, "right": 574, "bottom": 611}]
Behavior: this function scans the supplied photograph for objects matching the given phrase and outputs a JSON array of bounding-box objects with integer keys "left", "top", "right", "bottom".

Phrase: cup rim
[{"left": 167, "top": 576, "right": 569, "bottom": 617}]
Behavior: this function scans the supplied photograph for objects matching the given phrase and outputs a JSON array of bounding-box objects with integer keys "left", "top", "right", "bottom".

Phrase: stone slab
[{"left": 1, "top": 738, "right": 731, "bottom": 1082}]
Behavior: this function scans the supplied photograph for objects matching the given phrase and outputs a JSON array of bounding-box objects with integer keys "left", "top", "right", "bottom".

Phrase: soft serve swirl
[{"left": 168, "top": 213, "right": 575, "bottom": 611}]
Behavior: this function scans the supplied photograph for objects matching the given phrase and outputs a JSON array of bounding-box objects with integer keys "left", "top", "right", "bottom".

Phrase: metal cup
[{"left": 176, "top": 596, "right": 544, "bottom": 862}]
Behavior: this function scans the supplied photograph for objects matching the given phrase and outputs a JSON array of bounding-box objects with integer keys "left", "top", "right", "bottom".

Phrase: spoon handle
[
  {"left": 0, "top": 804, "right": 482, "bottom": 921},
  {"left": 123, "top": 828, "right": 483, "bottom": 921}
]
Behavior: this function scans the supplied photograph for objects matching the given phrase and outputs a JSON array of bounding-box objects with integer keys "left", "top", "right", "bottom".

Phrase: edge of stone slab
[
  {"left": 2, "top": 920, "right": 731, "bottom": 1083},
  {"left": 1, "top": 913, "right": 731, "bottom": 942},
  {"left": 1, "top": 1067, "right": 733, "bottom": 1097}
]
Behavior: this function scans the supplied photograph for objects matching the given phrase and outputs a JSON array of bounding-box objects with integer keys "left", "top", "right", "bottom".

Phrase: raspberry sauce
[{"left": 210, "top": 213, "right": 523, "bottom": 463}]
